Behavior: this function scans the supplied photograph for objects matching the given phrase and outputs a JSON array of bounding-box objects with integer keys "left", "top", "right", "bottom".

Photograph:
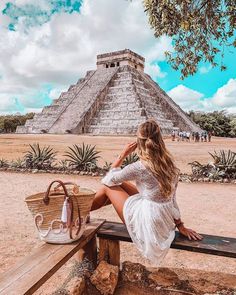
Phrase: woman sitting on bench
[{"left": 91, "top": 119, "right": 202, "bottom": 264}]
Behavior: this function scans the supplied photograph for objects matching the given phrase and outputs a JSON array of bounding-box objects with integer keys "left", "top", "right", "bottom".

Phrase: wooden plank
[
  {"left": 97, "top": 222, "right": 236, "bottom": 258},
  {"left": 0, "top": 219, "right": 105, "bottom": 295}
]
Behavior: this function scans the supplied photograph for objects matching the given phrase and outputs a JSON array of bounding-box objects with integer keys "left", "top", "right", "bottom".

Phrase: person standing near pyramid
[{"left": 91, "top": 119, "right": 202, "bottom": 264}]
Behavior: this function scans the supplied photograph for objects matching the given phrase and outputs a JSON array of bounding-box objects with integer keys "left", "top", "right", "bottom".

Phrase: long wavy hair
[{"left": 137, "top": 119, "right": 179, "bottom": 198}]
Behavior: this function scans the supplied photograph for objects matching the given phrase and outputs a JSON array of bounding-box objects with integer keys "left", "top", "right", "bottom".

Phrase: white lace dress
[{"left": 101, "top": 160, "right": 181, "bottom": 265}]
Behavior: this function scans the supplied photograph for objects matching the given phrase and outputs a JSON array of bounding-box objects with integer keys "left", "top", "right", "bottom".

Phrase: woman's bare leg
[
  {"left": 91, "top": 184, "right": 130, "bottom": 223},
  {"left": 91, "top": 181, "right": 138, "bottom": 211},
  {"left": 120, "top": 181, "right": 138, "bottom": 195},
  {"left": 102, "top": 185, "right": 129, "bottom": 223},
  {"left": 91, "top": 186, "right": 111, "bottom": 211}
]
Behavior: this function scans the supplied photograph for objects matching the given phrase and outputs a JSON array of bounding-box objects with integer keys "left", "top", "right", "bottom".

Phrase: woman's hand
[
  {"left": 178, "top": 224, "right": 203, "bottom": 241},
  {"left": 121, "top": 142, "right": 137, "bottom": 158}
]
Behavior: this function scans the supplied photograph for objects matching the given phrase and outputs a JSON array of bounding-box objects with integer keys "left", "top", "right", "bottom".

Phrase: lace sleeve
[
  {"left": 172, "top": 179, "right": 181, "bottom": 219},
  {"left": 101, "top": 161, "right": 140, "bottom": 187}
]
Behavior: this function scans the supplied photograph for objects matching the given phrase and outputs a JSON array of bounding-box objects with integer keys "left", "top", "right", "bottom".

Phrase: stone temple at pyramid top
[
  {"left": 16, "top": 49, "right": 201, "bottom": 135},
  {"left": 96, "top": 49, "right": 145, "bottom": 72}
]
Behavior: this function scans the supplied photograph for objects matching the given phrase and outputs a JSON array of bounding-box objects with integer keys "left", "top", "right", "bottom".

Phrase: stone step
[
  {"left": 136, "top": 85, "right": 151, "bottom": 94},
  {"left": 108, "top": 85, "right": 135, "bottom": 92},
  {"left": 95, "top": 110, "right": 144, "bottom": 121},
  {"left": 90, "top": 116, "right": 146, "bottom": 125},
  {"left": 101, "top": 102, "right": 140, "bottom": 112},
  {"left": 88, "top": 122, "right": 145, "bottom": 135},
  {"left": 42, "top": 105, "right": 60, "bottom": 114},
  {"left": 112, "top": 80, "right": 133, "bottom": 87}
]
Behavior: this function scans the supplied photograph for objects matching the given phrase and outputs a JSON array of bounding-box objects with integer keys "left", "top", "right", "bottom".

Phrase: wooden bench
[
  {"left": 0, "top": 220, "right": 235, "bottom": 295},
  {"left": 97, "top": 221, "right": 236, "bottom": 263},
  {"left": 0, "top": 219, "right": 105, "bottom": 295}
]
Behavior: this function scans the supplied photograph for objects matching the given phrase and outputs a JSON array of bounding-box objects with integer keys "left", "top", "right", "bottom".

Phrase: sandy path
[
  {"left": 0, "top": 171, "right": 235, "bottom": 294},
  {"left": 0, "top": 134, "right": 235, "bottom": 173}
]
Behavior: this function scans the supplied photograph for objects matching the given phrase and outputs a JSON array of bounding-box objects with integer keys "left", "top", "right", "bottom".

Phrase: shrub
[
  {"left": 103, "top": 161, "right": 112, "bottom": 172},
  {"left": 64, "top": 143, "right": 101, "bottom": 171},
  {"left": 10, "top": 158, "right": 25, "bottom": 168},
  {"left": 189, "top": 149, "right": 236, "bottom": 180},
  {"left": 122, "top": 152, "right": 139, "bottom": 168},
  {"left": 24, "top": 143, "right": 57, "bottom": 169},
  {"left": 0, "top": 158, "right": 9, "bottom": 168}
]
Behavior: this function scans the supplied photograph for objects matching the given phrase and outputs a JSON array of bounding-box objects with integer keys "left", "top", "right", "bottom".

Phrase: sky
[{"left": 0, "top": 0, "right": 235, "bottom": 115}]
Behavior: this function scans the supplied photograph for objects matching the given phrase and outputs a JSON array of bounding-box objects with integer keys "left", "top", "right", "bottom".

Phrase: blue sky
[{"left": 0, "top": 0, "right": 235, "bottom": 115}]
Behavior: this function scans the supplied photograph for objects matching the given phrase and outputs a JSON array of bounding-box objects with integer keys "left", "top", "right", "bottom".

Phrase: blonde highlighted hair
[{"left": 137, "top": 119, "right": 179, "bottom": 198}]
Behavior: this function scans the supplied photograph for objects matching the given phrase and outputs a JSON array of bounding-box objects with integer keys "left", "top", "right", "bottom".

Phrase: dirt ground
[{"left": 0, "top": 134, "right": 236, "bottom": 294}]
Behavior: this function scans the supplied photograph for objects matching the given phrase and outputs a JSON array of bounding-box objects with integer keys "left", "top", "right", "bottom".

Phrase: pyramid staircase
[{"left": 88, "top": 66, "right": 175, "bottom": 134}]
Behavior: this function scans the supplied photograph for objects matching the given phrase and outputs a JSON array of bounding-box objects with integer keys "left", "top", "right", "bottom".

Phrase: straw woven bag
[{"left": 25, "top": 180, "right": 95, "bottom": 244}]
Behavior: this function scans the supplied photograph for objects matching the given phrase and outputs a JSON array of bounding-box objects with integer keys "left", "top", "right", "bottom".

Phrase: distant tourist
[
  {"left": 91, "top": 119, "right": 202, "bottom": 265},
  {"left": 186, "top": 131, "right": 191, "bottom": 142},
  {"left": 195, "top": 132, "right": 200, "bottom": 142},
  {"left": 171, "top": 130, "right": 176, "bottom": 141},
  {"left": 208, "top": 131, "right": 212, "bottom": 142}
]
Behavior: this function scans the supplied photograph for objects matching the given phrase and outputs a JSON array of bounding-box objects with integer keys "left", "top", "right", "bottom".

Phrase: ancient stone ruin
[{"left": 16, "top": 49, "right": 201, "bottom": 135}]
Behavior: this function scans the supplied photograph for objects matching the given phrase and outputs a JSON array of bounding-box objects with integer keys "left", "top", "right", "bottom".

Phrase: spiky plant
[
  {"left": 64, "top": 143, "right": 101, "bottom": 171},
  {"left": 0, "top": 158, "right": 9, "bottom": 168},
  {"left": 10, "top": 158, "right": 25, "bottom": 168},
  {"left": 122, "top": 152, "right": 139, "bottom": 168},
  {"left": 103, "top": 161, "right": 112, "bottom": 172},
  {"left": 24, "top": 143, "right": 57, "bottom": 169},
  {"left": 189, "top": 149, "right": 236, "bottom": 180},
  {"left": 57, "top": 159, "right": 70, "bottom": 171},
  {"left": 209, "top": 150, "right": 236, "bottom": 167}
]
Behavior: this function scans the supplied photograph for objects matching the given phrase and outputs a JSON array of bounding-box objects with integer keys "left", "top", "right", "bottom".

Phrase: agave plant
[
  {"left": 24, "top": 143, "right": 57, "bottom": 169},
  {"left": 122, "top": 152, "right": 139, "bottom": 168},
  {"left": 57, "top": 159, "right": 70, "bottom": 171},
  {"left": 64, "top": 143, "right": 101, "bottom": 171},
  {"left": 10, "top": 158, "right": 25, "bottom": 168},
  {"left": 0, "top": 158, "right": 9, "bottom": 168},
  {"left": 209, "top": 150, "right": 236, "bottom": 168},
  {"left": 189, "top": 149, "right": 236, "bottom": 180},
  {"left": 103, "top": 161, "right": 112, "bottom": 172}
]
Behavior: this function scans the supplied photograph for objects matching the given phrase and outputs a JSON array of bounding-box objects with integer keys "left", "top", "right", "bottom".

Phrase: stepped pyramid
[{"left": 16, "top": 49, "right": 201, "bottom": 135}]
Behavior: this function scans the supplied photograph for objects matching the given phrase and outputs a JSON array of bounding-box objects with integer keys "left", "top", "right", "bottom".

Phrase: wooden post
[
  {"left": 77, "top": 236, "right": 98, "bottom": 268},
  {"left": 99, "top": 238, "right": 120, "bottom": 267}
]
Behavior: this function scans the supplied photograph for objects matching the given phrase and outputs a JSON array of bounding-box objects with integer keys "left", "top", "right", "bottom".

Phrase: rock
[
  {"left": 122, "top": 261, "right": 148, "bottom": 283},
  {"left": 223, "top": 178, "right": 229, "bottom": 183},
  {"left": 147, "top": 267, "right": 180, "bottom": 287},
  {"left": 32, "top": 169, "right": 38, "bottom": 173},
  {"left": 66, "top": 277, "right": 85, "bottom": 295},
  {"left": 90, "top": 260, "right": 119, "bottom": 295},
  {"left": 203, "top": 178, "right": 209, "bottom": 182},
  {"left": 80, "top": 171, "right": 85, "bottom": 175}
]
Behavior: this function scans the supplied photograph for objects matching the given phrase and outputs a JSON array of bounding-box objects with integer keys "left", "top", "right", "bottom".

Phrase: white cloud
[
  {"left": 167, "top": 85, "right": 205, "bottom": 111},
  {"left": 212, "top": 79, "right": 236, "bottom": 112},
  {"left": 199, "top": 65, "right": 212, "bottom": 74},
  {"left": 168, "top": 79, "right": 236, "bottom": 114},
  {"left": 0, "top": 0, "right": 172, "bottom": 114}
]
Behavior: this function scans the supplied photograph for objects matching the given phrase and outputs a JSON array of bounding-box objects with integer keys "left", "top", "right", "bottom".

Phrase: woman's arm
[
  {"left": 111, "top": 142, "right": 137, "bottom": 168},
  {"left": 174, "top": 218, "right": 203, "bottom": 241}
]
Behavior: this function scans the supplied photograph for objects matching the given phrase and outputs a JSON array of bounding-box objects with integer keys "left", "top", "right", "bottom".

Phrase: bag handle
[
  {"left": 54, "top": 182, "right": 80, "bottom": 194},
  {"left": 43, "top": 180, "right": 70, "bottom": 205}
]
